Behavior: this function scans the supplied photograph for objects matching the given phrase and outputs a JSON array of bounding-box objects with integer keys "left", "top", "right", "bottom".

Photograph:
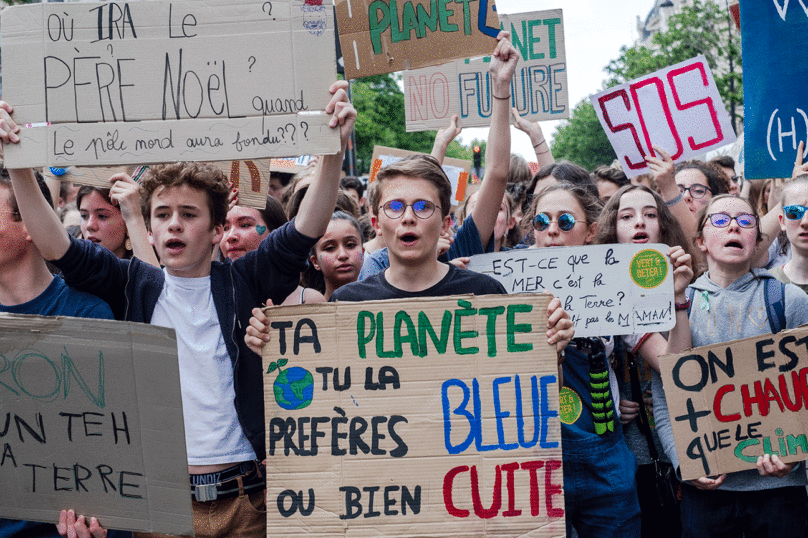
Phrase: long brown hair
[{"left": 595, "top": 184, "right": 690, "bottom": 252}]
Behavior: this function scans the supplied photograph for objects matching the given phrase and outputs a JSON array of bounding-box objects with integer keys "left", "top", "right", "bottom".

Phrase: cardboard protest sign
[
  {"left": 658, "top": 326, "right": 808, "bottom": 481},
  {"left": 368, "top": 146, "right": 471, "bottom": 206},
  {"left": 590, "top": 55, "right": 736, "bottom": 179},
  {"left": 335, "top": 0, "right": 499, "bottom": 79},
  {"left": 271, "top": 155, "right": 315, "bottom": 174},
  {"left": 404, "top": 10, "right": 567, "bottom": 132},
  {"left": 467, "top": 244, "right": 675, "bottom": 338},
  {"left": 2, "top": 0, "right": 340, "bottom": 169},
  {"left": 740, "top": 2, "right": 808, "bottom": 179},
  {"left": 262, "top": 294, "right": 565, "bottom": 537},
  {"left": 0, "top": 314, "right": 190, "bottom": 535}
]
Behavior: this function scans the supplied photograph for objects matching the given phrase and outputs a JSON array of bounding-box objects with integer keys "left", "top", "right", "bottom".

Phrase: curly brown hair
[{"left": 140, "top": 162, "right": 231, "bottom": 231}]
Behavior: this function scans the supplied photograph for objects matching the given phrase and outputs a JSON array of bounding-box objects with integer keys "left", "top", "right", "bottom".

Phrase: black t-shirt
[{"left": 330, "top": 264, "right": 506, "bottom": 301}]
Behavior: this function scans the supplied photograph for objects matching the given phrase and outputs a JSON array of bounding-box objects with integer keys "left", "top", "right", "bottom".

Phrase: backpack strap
[
  {"left": 764, "top": 279, "right": 787, "bottom": 334},
  {"left": 685, "top": 287, "right": 695, "bottom": 316}
]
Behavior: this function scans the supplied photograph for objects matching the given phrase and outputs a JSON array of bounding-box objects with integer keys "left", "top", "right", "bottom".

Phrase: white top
[{"left": 151, "top": 270, "right": 256, "bottom": 465}]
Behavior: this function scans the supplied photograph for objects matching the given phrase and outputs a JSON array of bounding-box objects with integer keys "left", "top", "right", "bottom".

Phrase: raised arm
[
  {"left": 471, "top": 31, "right": 518, "bottom": 246},
  {"left": 512, "top": 108, "right": 554, "bottom": 167},
  {"left": 294, "top": 81, "right": 357, "bottom": 238},
  {"left": 0, "top": 102, "right": 71, "bottom": 260},
  {"left": 431, "top": 114, "right": 462, "bottom": 165},
  {"left": 109, "top": 172, "right": 160, "bottom": 267}
]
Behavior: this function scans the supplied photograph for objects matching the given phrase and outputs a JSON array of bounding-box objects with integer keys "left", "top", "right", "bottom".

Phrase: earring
[{"left": 125, "top": 237, "right": 132, "bottom": 252}]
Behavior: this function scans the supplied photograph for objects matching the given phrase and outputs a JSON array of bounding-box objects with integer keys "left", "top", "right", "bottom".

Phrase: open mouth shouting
[
  {"left": 631, "top": 232, "right": 649, "bottom": 244},
  {"left": 399, "top": 232, "right": 419, "bottom": 246},
  {"left": 165, "top": 238, "right": 187, "bottom": 255}
]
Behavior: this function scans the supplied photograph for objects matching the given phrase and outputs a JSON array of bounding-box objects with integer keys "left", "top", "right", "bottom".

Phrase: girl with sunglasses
[
  {"left": 525, "top": 183, "right": 654, "bottom": 537},
  {"left": 595, "top": 184, "right": 694, "bottom": 538},
  {"left": 771, "top": 175, "right": 808, "bottom": 293},
  {"left": 653, "top": 194, "right": 808, "bottom": 538}
]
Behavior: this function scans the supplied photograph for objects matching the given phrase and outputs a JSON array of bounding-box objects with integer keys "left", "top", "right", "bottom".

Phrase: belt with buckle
[{"left": 190, "top": 461, "right": 265, "bottom": 502}]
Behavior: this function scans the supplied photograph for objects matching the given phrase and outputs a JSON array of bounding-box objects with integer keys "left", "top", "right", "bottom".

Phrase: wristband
[
  {"left": 675, "top": 299, "right": 691, "bottom": 311},
  {"left": 533, "top": 139, "right": 547, "bottom": 149},
  {"left": 492, "top": 93, "right": 510, "bottom": 101},
  {"left": 666, "top": 191, "right": 684, "bottom": 206}
]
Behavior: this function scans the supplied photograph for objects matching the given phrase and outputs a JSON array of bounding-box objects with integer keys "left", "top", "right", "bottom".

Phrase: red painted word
[
  {"left": 443, "top": 460, "right": 563, "bottom": 519},
  {"left": 597, "top": 60, "right": 724, "bottom": 170},
  {"left": 713, "top": 369, "right": 808, "bottom": 422}
]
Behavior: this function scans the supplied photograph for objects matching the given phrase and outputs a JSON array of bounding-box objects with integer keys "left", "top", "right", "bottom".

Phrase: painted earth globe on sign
[{"left": 273, "top": 365, "right": 314, "bottom": 410}]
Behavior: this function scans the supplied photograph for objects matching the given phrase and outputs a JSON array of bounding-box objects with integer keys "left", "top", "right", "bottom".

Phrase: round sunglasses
[
  {"left": 705, "top": 212, "right": 758, "bottom": 228},
  {"left": 783, "top": 205, "right": 808, "bottom": 221},
  {"left": 533, "top": 212, "right": 577, "bottom": 231}
]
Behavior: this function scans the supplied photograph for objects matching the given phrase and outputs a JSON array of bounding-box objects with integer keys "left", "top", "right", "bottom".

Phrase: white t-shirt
[{"left": 151, "top": 270, "right": 256, "bottom": 465}]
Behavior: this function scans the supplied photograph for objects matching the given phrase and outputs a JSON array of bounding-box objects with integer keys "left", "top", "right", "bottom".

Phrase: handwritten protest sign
[
  {"left": 2, "top": 0, "right": 340, "bottom": 169},
  {"left": 467, "top": 244, "right": 674, "bottom": 338},
  {"left": 590, "top": 55, "right": 736, "bottom": 179},
  {"left": 659, "top": 326, "right": 808, "bottom": 481},
  {"left": 335, "top": 0, "right": 499, "bottom": 79},
  {"left": 368, "top": 146, "right": 471, "bottom": 206},
  {"left": 0, "top": 314, "right": 190, "bottom": 535},
  {"left": 404, "top": 10, "right": 567, "bottom": 132},
  {"left": 740, "top": 2, "right": 808, "bottom": 179},
  {"left": 262, "top": 294, "right": 564, "bottom": 537}
]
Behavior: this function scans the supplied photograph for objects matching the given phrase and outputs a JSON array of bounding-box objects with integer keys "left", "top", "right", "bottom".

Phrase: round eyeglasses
[
  {"left": 533, "top": 212, "right": 577, "bottom": 231},
  {"left": 382, "top": 199, "right": 436, "bottom": 220},
  {"left": 706, "top": 213, "right": 758, "bottom": 228}
]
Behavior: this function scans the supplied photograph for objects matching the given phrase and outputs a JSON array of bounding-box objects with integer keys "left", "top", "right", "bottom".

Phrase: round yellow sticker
[
  {"left": 559, "top": 386, "right": 583, "bottom": 425},
  {"left": 630, "top": 249, "right": 668, "bottom": 289}
]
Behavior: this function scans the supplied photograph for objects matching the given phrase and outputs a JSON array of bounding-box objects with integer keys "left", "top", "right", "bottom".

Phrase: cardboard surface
[
  {"left": 335, "top": 0, "right": 499, "bottom": 79},
  {"left": 262, "top": 294, "right": 564, "bottom": 537},
  {"left": 0, "top": 314, "right": 191, "bottom": 535},
  {"left": 404, "top": 10, "right": 567, "bottom": 132},
  {"left": 659, "top": 326, "right": 808, "bottom": 481},
  {"left": 590, "top": 55, "right": 736, "bottom": 179},
  {"left": 740, "top": 1, "right": 808, "bottom": 179},
  {"left": 368, "top": 145, "right": 471, "bottom": 206},
  {"left": 467, "top": 244, "right": 675, "bottom": 337},
  {"left": 2, "top": 0, "right": 340, "bottom": 168}
]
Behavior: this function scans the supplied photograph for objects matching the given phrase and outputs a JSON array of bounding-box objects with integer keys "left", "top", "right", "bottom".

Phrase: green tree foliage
[
  {"left": 551, "top": 0, "right": 742, "bottom": 171},
  {"left": 605, "top": 0, "right": 742, "bottom": 115},
  {"left": 552, "top": 100, "right": 617, "bottom": 171}
]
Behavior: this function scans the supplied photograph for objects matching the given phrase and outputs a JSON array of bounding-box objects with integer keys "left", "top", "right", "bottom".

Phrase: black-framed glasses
[
  {"left": 533, "top": 212, "right": 577, "bottom": 231},
  {"left": 784, "top": 205, "right": 808, "bottom": 221},
  {"left": 382, "top": 199, "right": 436, "bottom": 220},
  {"left": 706, "top": 213, "right": 758, "bottom": 228},
  {"left": 677, "top": 183, "right": 712, "bottom": 199}
]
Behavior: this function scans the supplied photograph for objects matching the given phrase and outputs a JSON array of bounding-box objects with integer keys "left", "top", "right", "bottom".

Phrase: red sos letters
[{"left": 590, "top": 55, "right": 735, "bottom": 178}]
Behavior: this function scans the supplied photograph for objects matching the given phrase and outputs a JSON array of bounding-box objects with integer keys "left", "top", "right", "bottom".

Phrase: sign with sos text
[{"left": 590, "top": 56, "right": 735, "bottom": 178}]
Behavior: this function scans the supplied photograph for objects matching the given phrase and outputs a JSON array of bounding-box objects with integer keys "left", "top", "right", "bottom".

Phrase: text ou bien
[
  {"left": 269, "top": 300, "right": 562, "bottom": 520},
  {"left": 671, "top": 333, "right": 808, "bottom": 476}
]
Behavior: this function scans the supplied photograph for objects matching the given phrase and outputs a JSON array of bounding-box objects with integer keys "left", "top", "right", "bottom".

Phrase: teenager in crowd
[
  {"left": 526, "top": 181, "right": 692, "bottom": 537},
  {"left": 2, "top": 81, "right": 355, "bottom": 538},
  {"left": 654, "top": 194, "right": 808, "bottom": 538}
]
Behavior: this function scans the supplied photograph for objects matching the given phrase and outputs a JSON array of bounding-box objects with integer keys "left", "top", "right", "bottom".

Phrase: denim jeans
[
  {"left": 681, "top": 484, "right": 807, "bottom": 538},
  {"left": 563, "top": 429, "right": 641, "bottom": 538}
]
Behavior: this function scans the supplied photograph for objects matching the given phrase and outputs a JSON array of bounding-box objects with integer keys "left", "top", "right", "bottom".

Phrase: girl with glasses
[
  {"left": 525, "top": 183, "right": 650, "bottom": 537},
  {"left": 673, "top": 161, "right": 728, "bottom": 214},
  {"left": 653, "top": 194, "right": 808, "bottom": 538}
]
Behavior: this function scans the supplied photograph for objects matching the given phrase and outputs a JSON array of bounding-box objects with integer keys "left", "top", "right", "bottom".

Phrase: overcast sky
[{"left": 457, "top": 0, "right": 657, "bottom": 163}]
